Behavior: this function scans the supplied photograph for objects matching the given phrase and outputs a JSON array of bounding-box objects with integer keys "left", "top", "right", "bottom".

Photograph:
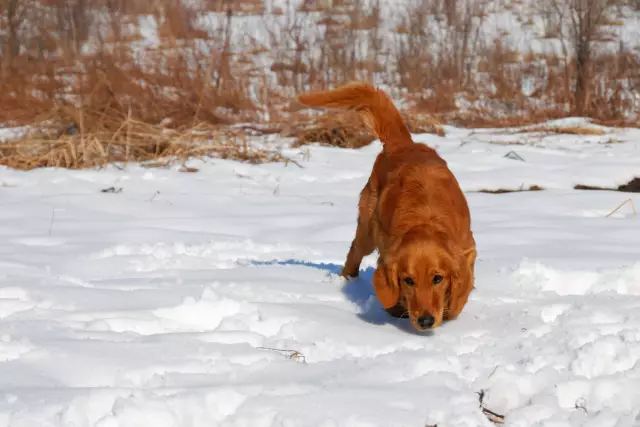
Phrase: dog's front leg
[
  {"left": 341, "top": 217, "right": 374, "bottom": 278},
  {"left": 342, "top": 186, "right": 377, "bottom": 278}
]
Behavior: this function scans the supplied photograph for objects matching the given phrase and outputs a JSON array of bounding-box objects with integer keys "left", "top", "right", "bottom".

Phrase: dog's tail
[{"left": 296, "top": 81, "right": 413, "bottom": 152}]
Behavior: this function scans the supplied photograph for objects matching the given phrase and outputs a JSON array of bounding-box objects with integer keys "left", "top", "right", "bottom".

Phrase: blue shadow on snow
[{"left": 249, "top": 259, "right": 427, "bottom": 335}]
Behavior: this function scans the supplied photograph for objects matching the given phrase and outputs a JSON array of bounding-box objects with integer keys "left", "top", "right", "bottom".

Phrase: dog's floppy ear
[
  {"left": 372, "top": 262, "right": 400, "bottom": 310},
  {"left": 445, "top": 247, "right": 476, "bottom": 320}
]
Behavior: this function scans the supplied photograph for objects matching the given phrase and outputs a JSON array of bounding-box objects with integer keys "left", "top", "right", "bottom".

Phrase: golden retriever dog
[{"left": 296, "top": 82, "right": 476, "bottom": 331}]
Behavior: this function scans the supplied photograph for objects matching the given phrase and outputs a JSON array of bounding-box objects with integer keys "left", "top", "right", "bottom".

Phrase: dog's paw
[{"left": 340, "top": 267, "right": 359, "bottom": 280}]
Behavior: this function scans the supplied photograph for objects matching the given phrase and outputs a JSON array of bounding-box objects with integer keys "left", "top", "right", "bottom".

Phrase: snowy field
[{"left": 0, "top": 120, "right": 639, "bottom": 426}]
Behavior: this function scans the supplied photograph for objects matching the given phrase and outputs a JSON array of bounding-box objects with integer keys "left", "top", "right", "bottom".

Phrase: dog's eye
[
  {"left": 403, "top": 277, "right": 415, "bottom": 286},
  {"left": 432, "top": 274, "right": 444, "bottom": 285}
]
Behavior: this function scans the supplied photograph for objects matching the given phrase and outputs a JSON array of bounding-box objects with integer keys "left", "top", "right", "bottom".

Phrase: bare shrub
[
  {"left": 548, "top": 0, "right": 623, "bottom": 115},
  {"left": 392, "top": 0, "right": 487, "bottom": 113}
]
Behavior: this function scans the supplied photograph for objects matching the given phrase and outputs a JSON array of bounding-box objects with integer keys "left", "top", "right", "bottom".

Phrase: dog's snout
[{"left": 417, "top": 315, "right": 435, "bottom": 329}]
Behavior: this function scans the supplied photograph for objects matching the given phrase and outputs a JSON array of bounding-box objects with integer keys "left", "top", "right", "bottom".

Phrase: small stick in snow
[
  {"left": 504, "top": 150, "right": 525, "bottom": 161},
  {"left": 148, "top": 191, "right": 160, "bottom": 202},
  {"left": 488, "top": 365, "right": 500, "bottom": 378},
  {"left": 288, "top": 351, "right": 306, "bottom": 364},
  {"left": 48, "top": 208, "right": 56, "bottom": 236},
  {"left": 605, "top": 198, "right": 636, "bottom": 218},
  {"left": 284, "top": 157, "right": 304, "bottom": 168},
  {"left": 178, "top": 164, "right": 199, "bottom": 173},
  {"left": 482, "top": 407, "right": 505, "bottom": 425},
  {"left": 256, "top": 346, "right": 307, "bottom": 364},
  {"left": 100, "top": 186, "right": 123, "bottom": 193},
  {"left": 476, "top": 390, "right": 505, "bottom": 425}
]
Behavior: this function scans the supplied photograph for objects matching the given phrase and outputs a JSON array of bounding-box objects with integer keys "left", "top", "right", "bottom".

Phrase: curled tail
[{"left": 296, "top": 81, "right": 413, "bottom": 152}]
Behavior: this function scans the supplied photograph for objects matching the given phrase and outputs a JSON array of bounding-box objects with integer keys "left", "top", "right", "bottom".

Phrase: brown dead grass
[
  {"left": 575, "top": 178, "right": 640, "bottom": 193},
  {"left": 285, "top": 110, "right": 445, "bottom": 150},
  {"left": 285, "top": 111, "right": 377, "bottom": 149},
  {"left": 0, "top": 118, "right": 284, "bottom": 171},
  {"left": 440, "top": 108, "right": 568, "bottom": 129},
  {"left": 403, "top": 113, "right": 446, "bottom": 137},
  {"left": 518, "top": 126, "right": 607, "bottom": 135},
  {"left": 474, "top": 185, "right": 545, "bottom": 194}
]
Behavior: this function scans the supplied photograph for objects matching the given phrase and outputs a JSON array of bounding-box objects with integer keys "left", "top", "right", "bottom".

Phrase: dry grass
[
  {"left": 403, "top": 113, "right": 446, "bottom": 137},
  {"left": 574, "top": 178, "right": 640, "bottom": 193},
  {"left": 619, "top": 178, "right": 640, "bottom": 192},
  {"left": 474, "top": 185, "right": 545, "bottom": 194},
  {"left": 0, "top": 118, "right": 285, "bottom": 171},
  {"left": 285, "top": 111, "right": 377, "bottom": 149},
  {"left": 606, "top": 199, "right": 637, "bottom": 217},
  {"left": 444, "top": 109, "right": 569, "bottom": 129},
  {"left": 517, "top": 126, "right": 607, "bottom": 136},
  {"left": 285, "top": 110, "right": 445, "bottom": 150}
]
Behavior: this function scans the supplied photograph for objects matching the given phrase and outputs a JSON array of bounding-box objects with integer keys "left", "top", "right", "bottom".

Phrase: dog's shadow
[{"left": 251, "top": 259, "right": 429, "bottom": 335}]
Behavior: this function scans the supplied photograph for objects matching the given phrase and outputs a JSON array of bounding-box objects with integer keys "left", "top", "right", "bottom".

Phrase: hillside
[{"left": 2, "top": 0, "right": 640, "bottom": 134}]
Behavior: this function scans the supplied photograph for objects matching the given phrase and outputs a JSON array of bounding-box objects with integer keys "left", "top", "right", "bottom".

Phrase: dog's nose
[{"left": 417, "top": 315, "right": 435, "bottom": 329}]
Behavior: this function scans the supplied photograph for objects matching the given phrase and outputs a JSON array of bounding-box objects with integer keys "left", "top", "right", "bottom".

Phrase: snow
[
  {"left": 0, "top": 123, "right": 639, "bottom": 426},
  {"left": 0, "top": 126, "right": 29, "bottom": 143}
]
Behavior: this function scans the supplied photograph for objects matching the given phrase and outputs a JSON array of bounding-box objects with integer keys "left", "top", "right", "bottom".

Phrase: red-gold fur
[{"left": 296, "top": 82, "right": 476, "bottom": 331}]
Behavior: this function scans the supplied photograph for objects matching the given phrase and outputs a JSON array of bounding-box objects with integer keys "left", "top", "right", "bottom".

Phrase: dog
[{"left": 296, "top": 82, "right": 476, "bottom": 331}]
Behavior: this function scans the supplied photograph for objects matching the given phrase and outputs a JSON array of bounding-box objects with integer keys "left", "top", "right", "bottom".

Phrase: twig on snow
[
  {"left": 482, "top": 407, "right": 505, "bottom": 425},
  {"left": 283, "top": 156, "right": 304, "bottom": 168},
  {"left": 476, "top": 389, "right": 505, "bottom": 425},
  {"left": 504, "top": 150, "right": 525, "bottom": 161},
  {"left": 100, "top": 186, "right": 123, "bottom": 193},
  {"left": 605, "top": 198, "right": 636, "bottom": 217},
  {"left": 256, "top": 346, "right": 307, "bottom": 364},
  {"left": 488, "top": 366, "right": 499, "bottom": 378},
  {"left": 48, "top": 208, "right": 56, "bottom": 236},
  {"left": 574, "top": 398, "right": 588, "bottom": 414}
]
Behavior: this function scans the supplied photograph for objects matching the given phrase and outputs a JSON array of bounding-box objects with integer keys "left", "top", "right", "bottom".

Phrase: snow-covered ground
[{"left": 0, "top": 121, "right": 639, "bottom": 426}]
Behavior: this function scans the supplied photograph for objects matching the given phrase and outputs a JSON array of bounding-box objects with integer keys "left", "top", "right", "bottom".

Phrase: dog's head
[{"left": 382, "top": 229, "right": 474, "bottom": 331}]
